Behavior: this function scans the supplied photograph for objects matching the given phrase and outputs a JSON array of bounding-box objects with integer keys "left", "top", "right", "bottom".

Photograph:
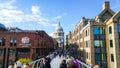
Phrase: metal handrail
[
  {"left": 29, "top": 53, "right": 55, "bottom": 67},
  {"left": 76, "top": 59, "right": 92, "bottom": 68}
]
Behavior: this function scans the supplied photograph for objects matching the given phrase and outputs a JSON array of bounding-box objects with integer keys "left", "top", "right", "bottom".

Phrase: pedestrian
[
  {"left": 69, "top": 62, "right": 77, "bottom": 68},
  {"left": 73, "top": 59, "right": 79, "bottom": 68},
  {"left": 93, "top": 64, "right": 100, "bottom": 68},
  {"left": 41, "top": 57, "right": 51, "bottom": 68},
  {"left": 93, "top": 63, "right": 100, "bottom": 68},
  {"left": 39, "top": 59, "right": 44, "bottom": 68},
  {"left": 23, "top": 63, "right": 30, "bottom": 68},
  {"left": 66, "top": 55, "right": 73, "bottom": 68},
  {"left": 14, "top": 61, "right": 22, "bottom": 68},
  {"left": 46, "top": 56, "right": 51, "bottom": 63},
  {"left": 59, "top": 60, "right": 67, "bottom": 68}
]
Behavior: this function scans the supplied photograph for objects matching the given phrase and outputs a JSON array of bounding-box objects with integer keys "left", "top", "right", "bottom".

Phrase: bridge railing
[
  {"left": 29, "top": 53, "right": 55, "bottom": 68},
  {"left": 76, "top": 59, "right": 92, "bottom": 68}
]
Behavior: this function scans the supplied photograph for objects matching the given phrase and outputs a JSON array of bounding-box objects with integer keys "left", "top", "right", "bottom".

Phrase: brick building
[{"left": 0, "top": 25, "right": 55, "bottom": 68}]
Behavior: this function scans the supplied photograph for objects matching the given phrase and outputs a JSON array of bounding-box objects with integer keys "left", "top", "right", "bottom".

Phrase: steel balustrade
[{"left": 29, "top": 54, "right": 92, "bottom": 68}]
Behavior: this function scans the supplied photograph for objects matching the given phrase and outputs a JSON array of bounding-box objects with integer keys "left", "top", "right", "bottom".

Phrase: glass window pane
[
  {"left": 100, "top": 35, "right": 105, "bottom": 40},
  {"left": 101, "top": 48, "right": 106, "bottom": 53},
  {"left": 94, "top": 40, "right": 100, "bottom": 47},
  {"left": 101, "top": 53, "right": 106, "bottom": 61},
  {"left": 95, "top": 54, "right": 101, "bottom": 61},
  {"left": 100, "top": 40, "right": 102, "bottom": 47},
  {"left": 111, "top": 54, "right": 114, "bottom": 62},
  {"left": 110, "top": 40, "right": 113, "bottom": 47},
  {"left": 94, "top": 35, "right": 99, "bottom": 40},
  {"left": 95, "top": 48, "right": 100, "bottom": 53},
  {"left": 0, "top": 48, "right": 4, "bottom": 56},
  {"left": 94, "top": 27, "right": 100, "bottom": 34},
  {"left": 0, "top": 60, "right": 3, "bottom": 68},
  {"left": 9, "top": 48, "right": 16, "bottom": 56},
  {"left": 100, "top": 28, "right": 103, "bottom": 34},
  {"left": 18, "top": 48, "right": 30, "bottom": 54},
  {"left": 8, "top": 60, "right": 15, "bottom": 65},
  {"left": 0, "top": 37, "right": 6, "bottom": 46},
  {"left": 109, "top": 26, "right": 112, "bottom": 34},
  {"left": 118, "top": 24, "right": 120, "bottom": 32},
  {"left": 101, "top": 41, "right": 105, "bottom": 47}
]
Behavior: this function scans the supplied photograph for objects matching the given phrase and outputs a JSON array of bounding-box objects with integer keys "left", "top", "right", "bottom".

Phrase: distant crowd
[{"left": 8, "top": 52, "right": 99, "bottom": 68}]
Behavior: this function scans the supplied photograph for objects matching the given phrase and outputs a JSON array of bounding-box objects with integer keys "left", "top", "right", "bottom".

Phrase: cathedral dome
[{"left": 55, "top": 22, "right": 63, "bottom": 32}]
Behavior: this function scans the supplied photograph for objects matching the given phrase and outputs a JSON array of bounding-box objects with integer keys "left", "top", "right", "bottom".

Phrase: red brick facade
[{"left": 0, "top": 30, "right": 55, "bottom": 68}]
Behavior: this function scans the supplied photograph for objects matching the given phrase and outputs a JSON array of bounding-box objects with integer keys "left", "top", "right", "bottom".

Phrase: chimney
[{"left": 102, "top": 1, "right": 110, "bottom": 10}]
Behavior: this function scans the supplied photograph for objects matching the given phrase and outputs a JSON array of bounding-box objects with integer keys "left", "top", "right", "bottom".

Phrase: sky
[{"left": 0, "top": 0, "right": 120, "bottom": 36}]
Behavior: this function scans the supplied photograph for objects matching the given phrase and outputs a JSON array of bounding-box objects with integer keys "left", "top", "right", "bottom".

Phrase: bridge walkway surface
[
  {"left": 50, "top": 55, "right": 66, "bottom": 68},
  {"left": 29, "top": 54, "right": 92, "bottom": 68}
]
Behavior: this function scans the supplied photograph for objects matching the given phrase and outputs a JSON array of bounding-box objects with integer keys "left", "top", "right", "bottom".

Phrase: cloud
[
  {"left": 0, "top": 0, "right": 16, "bottom": 9},
  {"left": 51, "top": 13, "right": 67, "bottom": 21},
  {"left": 0, "top": 0, "right": 66, "bottom": 28},
  {"left": 31, "top": 6, "right": 41, "bottom": 15},
  {"left": 52, "top": 16, "right": 62, "bottom": 21},
  {"left": 49, "top": 32, "right": 54, "bottom": 36}
]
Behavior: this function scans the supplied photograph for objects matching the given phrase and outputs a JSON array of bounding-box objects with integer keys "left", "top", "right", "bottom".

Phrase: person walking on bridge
[
  {"left": 59, "top": 60, "right": 67, "bottom": 68},
  {"left": 40, "top": 57, "right": 51, "bottom": 68}
]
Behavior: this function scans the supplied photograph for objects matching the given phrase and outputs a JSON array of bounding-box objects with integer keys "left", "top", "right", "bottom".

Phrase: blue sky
[{"left": 0, "top": 0, "right": 120, "bottom": 35}]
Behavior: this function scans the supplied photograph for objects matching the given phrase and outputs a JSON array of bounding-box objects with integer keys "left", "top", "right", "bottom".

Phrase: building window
[
  {"left": 18, "top": 48, "right": 30, "bottom": 54},
  {"left": 110, "top": 40, "right": 113, "bottom": 47},
  {"left": 94, "top": 40, "right": 100, "bottom": 47},
  {"left": 84, "top": 21, "right": 88, "bottom": 26},
  {"left": 85, "top": 30, "right": 87, "bottom": 36},
  {"left": 119, "top": 34, "right": 120, "bottom": 39},
  {"left": 0, "top": 48, "right": 4, "bottom": 56},
  {"left": 0, "top": 60, "right": 3, "bottom": 68},
  {"left": 9, "top": 48, "right": 16, "bottom": 56},
  {"left": 100, "top": 27, "right": 105, "bottom": 34},
  {"left": 94, "top": 27, "right": 100, "bottom": 34},
  {"left": 95, "top": 54, "right": 101, "bottom": 61},
  {"left": 0, "top": 37, "right": 6, "bottom": 46},
  {"left": 8, "top": 60, "right": 15, "bottom": 65},
  {"left": 85, "top": 41, "right": 89, "bottom": 47},
  {"left": 109, "top": 26, "right": 112, "bottom": 34},
  {"left": 118, "top": 24, "right": 120, "bottom": 32},
  {"left": 86, "top": 52, "right": 89, "bottom": 59},
  {"left": 111, "top": 54, "right": 114, "bottom": 62},
  {"left": 94, "top": 27, "right": 105, "bottom": 35},
  {"left": 95, "top": 48, "right": 100, "bottom": 53},
  {"left": 100, "top": 40, "right": 106, "bottom": 47},
  {"left": 101, "top": 53, "right": 106, "bottom": 61},
  {"left": 85, "top": 29, "right": 89, "bottom": 36},
  {"left": 10, "top": 37, "right": 17, "bottom": 46}
]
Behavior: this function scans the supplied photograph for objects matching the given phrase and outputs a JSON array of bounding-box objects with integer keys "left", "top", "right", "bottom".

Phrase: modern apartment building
[
  {"left": 68, "top": 1, "right": 120, "bottom": 68},
  {"left": 0, "top": 24, "right": 55, "bottom": 68}
]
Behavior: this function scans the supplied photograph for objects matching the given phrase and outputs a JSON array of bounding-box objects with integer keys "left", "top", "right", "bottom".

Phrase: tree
[{"left": 17, "top": 58, "right": 32, "bottom": 65}]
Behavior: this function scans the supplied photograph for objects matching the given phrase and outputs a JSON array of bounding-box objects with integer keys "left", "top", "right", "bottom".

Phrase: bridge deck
[{"left": 50, "top": 55, "right": 66, "bottom": 68}]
